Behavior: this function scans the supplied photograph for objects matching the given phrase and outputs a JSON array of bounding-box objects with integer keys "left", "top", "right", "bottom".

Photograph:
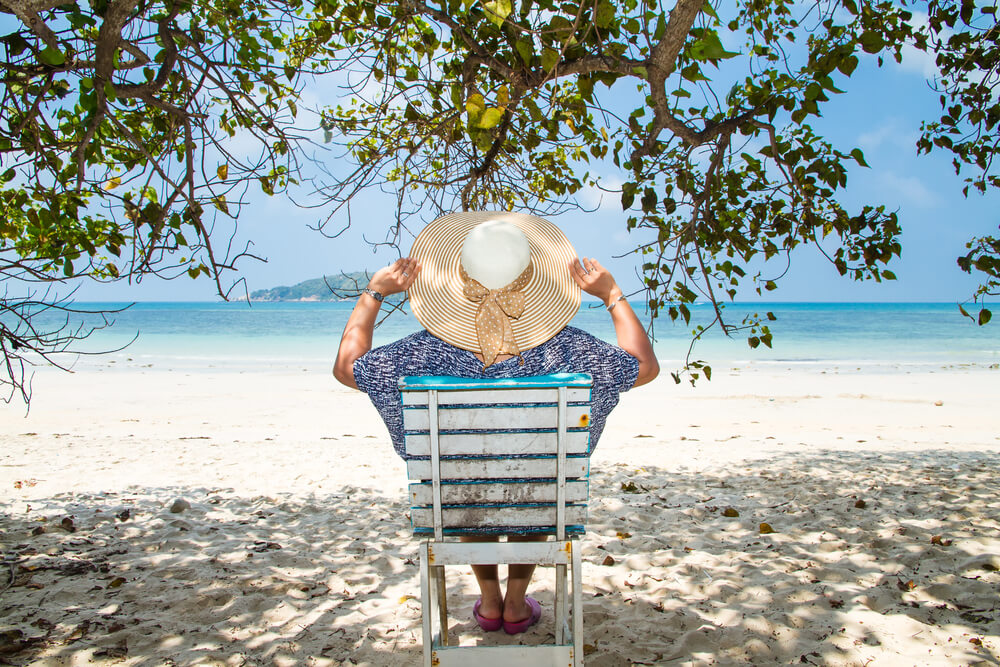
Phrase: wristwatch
[{"left": 362, "top": 287, "right": 384, "bottom": 302}]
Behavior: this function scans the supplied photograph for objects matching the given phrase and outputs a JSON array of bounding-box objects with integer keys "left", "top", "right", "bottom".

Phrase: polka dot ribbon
[{"left": 460, "top": 262, "right": 534, "bottom": 368}]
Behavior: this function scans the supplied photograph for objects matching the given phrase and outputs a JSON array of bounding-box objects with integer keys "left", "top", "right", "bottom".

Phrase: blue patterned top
[{"left": 353, "top": 326, "right": 640, "bottom": 458}]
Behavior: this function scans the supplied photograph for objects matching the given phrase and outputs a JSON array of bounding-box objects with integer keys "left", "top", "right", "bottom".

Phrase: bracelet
[
  {"left": 362, "top": 287, "right": 384, "bottom": 303},
  {"left": 606, "top": 293, "right": 626, "bottom": 312}
]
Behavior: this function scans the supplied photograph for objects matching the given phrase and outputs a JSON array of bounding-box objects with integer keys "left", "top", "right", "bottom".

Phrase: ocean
[{"left": 32, "top": 301, "right": 1000, "bottom": 373}]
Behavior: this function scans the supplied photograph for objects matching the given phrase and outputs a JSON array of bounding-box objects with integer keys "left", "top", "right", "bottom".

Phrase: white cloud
[
  {"left": 857, "top": 119, "right": 919, "bottom": 152},
  {"left": 898, "top": 42, "right": 941, "bottom": 80},
  {"left": 878, "top": 171, "right": 940, "bottom": 208}
]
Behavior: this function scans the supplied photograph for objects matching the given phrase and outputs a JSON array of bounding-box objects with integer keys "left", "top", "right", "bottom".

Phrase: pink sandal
[
  {"left": 473, "top": 599, "right": 503, "bottom": 632},
  {"left": 503, "top": 596, "right": 541, "bottom": 635}
]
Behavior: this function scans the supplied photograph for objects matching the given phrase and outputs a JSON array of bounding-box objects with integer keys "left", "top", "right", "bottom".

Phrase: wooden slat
[
  {"left": 399, "top": 373, "right": 593, "bottom": 391},
  {"left": 406, "top": 457, "right": 589, "bottom": 481},
  {"left": 409, "top": 480, "right": 588, "bottom": 506},
  {"left": 424, "top": 540, "right": 574, "bottom": 566},
  {"left": 403, "top": 430, "right": 589, "bottom": 457},
  {"left": 413, "top": 525, "right": 584, "bottom": 537},
  {"left": 432, "top": 645, "right": 574, "bottom": 666},
  {"left": 411, "top": 505, "right": 587, "bottom": 530},
  {"left": 401, "top": 386, "right": 590, "bottom": 406},
  {"left": 403, "top": 404, "right": 591, "bottom": 432}
]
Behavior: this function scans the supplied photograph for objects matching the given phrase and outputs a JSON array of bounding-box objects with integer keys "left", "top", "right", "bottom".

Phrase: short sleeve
[
  {"left": 352, "top": 347, "right": 385, "bottom": 396},
  {"left": 569, "top": 330, "right": 639, "bottom": 393},
  {"left": 603, "top": 341, "right": 639, "bottom": 391}
]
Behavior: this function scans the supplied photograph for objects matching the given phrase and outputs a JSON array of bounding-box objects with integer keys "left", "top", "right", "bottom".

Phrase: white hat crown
[{"left": 460, "top": 218, "right": 531, "bottom": 289}]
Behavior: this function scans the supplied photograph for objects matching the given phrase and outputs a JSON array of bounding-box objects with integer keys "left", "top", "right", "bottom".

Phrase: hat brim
[{"left": 408, "top": 211, "right": 581, "bottom": 353}]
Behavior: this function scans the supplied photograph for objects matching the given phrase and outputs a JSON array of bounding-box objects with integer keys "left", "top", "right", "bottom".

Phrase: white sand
[{"left": 2, "top": 358, "right": 999, "bottom": 666}]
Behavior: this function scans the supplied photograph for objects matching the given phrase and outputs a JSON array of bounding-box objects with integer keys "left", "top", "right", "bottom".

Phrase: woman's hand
[
  {"left": 334, "top": 257, "right": 420, "bottom": 389},
  {"left": 369, "top": 257, "right": 421, "bottom": 296},
  {"left": 570, "top": 257, "right": 621, "bottom": 306},
  {"left": 569, "top": 256, "right": 659, "bottom": 387}
]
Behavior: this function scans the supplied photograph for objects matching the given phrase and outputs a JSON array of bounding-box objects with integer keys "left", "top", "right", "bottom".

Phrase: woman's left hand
[
  {"left": 570, "top": 257, "right": 621, "bottom": 306},
  {"left": 369, "top": 257, "right": 421, "bottom": 296}
]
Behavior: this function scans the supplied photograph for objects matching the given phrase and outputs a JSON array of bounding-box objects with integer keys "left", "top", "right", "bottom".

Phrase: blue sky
[{"left": 56, "top": 23, "right": 999, "bottom": 304}]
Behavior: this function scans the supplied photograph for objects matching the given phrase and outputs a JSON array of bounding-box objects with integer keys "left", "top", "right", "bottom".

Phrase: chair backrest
[{"left": 399, "top": 373, "right": 594, "bottom": 540}]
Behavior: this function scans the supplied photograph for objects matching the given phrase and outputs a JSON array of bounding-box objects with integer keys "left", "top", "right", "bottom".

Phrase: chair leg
[
  {"left": 420, "top": 543, "right": 433, "bottom": 667},
  {"left": 434, "top": 565, "right": 449, "bottom": 646},
  {"left": 571, "top": 541, "right": 584, "bottom": 667},
  {"left": 555, "top": 561, "right": 567, "bottom": 644}
]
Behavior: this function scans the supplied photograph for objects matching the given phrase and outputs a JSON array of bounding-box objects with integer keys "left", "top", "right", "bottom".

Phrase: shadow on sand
[{"left": 1, "top": 449, "right": 998, "bottom": 666}]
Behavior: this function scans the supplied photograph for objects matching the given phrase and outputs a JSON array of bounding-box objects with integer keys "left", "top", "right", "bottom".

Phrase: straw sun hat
[{"left": 408, "top": 211, "right": 581, "bottom": 367}]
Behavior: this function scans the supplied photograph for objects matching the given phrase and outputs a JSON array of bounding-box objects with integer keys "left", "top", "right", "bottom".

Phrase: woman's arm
[
  {"left": 333, "top": 257, "right": 421, "bottom": 389},
  {"left": 569, "top": 257, "right": 659, "bottom": 387}
]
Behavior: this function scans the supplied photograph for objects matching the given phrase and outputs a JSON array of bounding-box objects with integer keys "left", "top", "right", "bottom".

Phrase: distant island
[{"left": 248, "top": 272, "right": 405, "bottom": 302}]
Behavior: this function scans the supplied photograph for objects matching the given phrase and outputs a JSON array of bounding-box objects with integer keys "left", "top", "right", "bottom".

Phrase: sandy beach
[{"left": 2, "top": 357, "right": 999, "bottom": 666}]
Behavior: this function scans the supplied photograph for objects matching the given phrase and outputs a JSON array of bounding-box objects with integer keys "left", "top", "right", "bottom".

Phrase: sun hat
[{"left": 408, "top": 211, "right": 581, "bottom": 367}]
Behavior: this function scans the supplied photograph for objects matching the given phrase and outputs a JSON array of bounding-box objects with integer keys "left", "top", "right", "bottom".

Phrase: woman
[{"left": 334, "top": 211, "right": 657, "bottom": 635}]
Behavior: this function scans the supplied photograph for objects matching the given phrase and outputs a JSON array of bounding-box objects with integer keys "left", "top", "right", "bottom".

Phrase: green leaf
[
  {"left": 541, "top": 47, "right": 559, "bottom": 72},
  {"left": 5, "top": 34, "right": 28, "bottom": 56},
  {"left": 859, "top": 31, "right": 884, "bottom": 54},
  {"left": 979, "top": 308, "right": 992, "bottom": 325},
  {"left": 217, "top": 164, "right": 229, "bottom": 180},
  {"left": 850, "top": 148, "right": 869, "bottom": 167},
  {"left": 837, "top": 55, "right": 859, "bottom": 76},
  {"left": 515, "top": 38, "right": 533, "bottom": 64},
  {"left": 38, "top": 46, "right": 66, "bottom": 66},
  {"left": 478, "top": 107, "right": 504, "bottom": 129},
  {"left": 689, "top": 31, "right": 738, "bottom": 62},
  {"left": 465, "top": 93, "right": 485, "bottom": 118},
  {"left": 621, "top": 188, "right": 635, "bottom": 209},
  {"left": 212, "top": 196, "right": 229, "bottom": 214},
  {"left": 595, "top": 0, "right": 615, "bottom": 28},
  {"left": 483, "top": 0, "right": 511, "bottom": 27}
]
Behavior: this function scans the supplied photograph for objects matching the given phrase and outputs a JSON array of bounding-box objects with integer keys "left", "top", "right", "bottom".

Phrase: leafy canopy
[{"left": 0, "top": 0, "right": 332, "bottom": 402}]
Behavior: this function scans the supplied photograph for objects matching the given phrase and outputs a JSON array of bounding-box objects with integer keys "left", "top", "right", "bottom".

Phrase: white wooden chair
[{"left": 399, "top": 373, "right": 593, "bottom": 667}]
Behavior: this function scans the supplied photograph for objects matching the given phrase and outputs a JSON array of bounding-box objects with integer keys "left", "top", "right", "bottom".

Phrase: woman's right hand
[
  {"left": 369, "top": 257, "right": 420, "bottom": 296},
  {"left": 569, "top": 257, "right": 622, "bottom": 306}
]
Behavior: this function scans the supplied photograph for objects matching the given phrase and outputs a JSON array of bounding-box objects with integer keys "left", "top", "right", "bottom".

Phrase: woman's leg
[
  {"left": 461, "top": 535, "right": 502, "bottom": 619},
  {"left": 503, "top": 534, "right": 548, "bottom": 622}
]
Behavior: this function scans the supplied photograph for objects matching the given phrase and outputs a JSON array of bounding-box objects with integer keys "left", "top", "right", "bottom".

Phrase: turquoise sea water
[{"left": 30, "top": 301, "right": 999, "bottom": 372}]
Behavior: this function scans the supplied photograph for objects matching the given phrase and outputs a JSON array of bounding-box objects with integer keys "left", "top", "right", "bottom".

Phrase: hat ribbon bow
[{"left": 460, "top": 262, "right": 533, "bottom": 369}]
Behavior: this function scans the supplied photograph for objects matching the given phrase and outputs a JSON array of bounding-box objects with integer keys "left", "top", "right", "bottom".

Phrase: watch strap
[{"left": 362, "top": 287, "right": 384, "bottom": 303}]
